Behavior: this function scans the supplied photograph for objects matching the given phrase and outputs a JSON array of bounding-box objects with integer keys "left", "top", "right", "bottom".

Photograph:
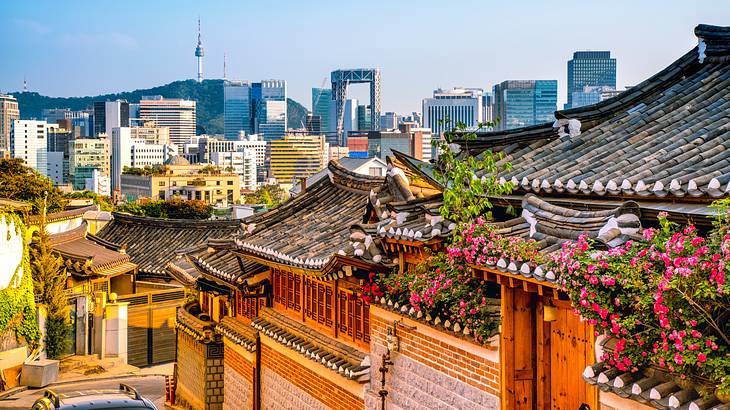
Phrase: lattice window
[{"left": 337, "top": 288, "right": 371, "bottom": 344}]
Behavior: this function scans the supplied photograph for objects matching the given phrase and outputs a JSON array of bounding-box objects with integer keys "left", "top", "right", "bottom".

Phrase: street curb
[{"left": 0, "top": 373, "right": 167, "bottom": 399}]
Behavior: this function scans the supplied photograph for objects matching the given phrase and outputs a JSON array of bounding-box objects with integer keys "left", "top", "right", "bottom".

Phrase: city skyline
[{"left": 2, "top": 1, "right": 729, "bottom": 114}]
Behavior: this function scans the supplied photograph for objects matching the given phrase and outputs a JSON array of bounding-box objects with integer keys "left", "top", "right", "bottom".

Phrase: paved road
[{"left": 0, "top": 375, "right": 166, "bottom": 409}]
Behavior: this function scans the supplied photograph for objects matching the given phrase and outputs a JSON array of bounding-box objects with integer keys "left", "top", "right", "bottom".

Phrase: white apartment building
[
  {"left": 111, "top": 127, "right": 177, "bottom": 193},
  {"left": 198, "top": 134, "right": 266, "bottom": 179},
  {"left": 210, "top": 150, "right": 257, "bottom": 191},
  {"left": 85, "top": 169, "right": 111, "bottom": 196},
  {"left": 11, "top": 120, "right": 48, "bottom": 176},
  {"left": 139, "top": 98, "right": 196, "bottom": 151}
]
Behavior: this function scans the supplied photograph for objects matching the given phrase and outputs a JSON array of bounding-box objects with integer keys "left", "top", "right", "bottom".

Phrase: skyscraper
[
  {"left": 224, "top": 80, "right": 252, "bottom": 139},
  {"left": 492, "top": 80, "right": 558, "bottom": 130},
  {"left": 422, "top": 88, "right": 484, "bottom": 137},
  {"left": 0, "top": 94, "right": 20, "bottom": 156},
  {"left": 252, "top": 80, "right": 287, "bottom": 140},
  {"left": 566, "top": 51, "right": 616, "bottom": 109},
  {"left": 311, "top": 88, "right": 333, "bottom": 135},
  {"left": 195, "top": 18, "right": 204, "bottom": 83},
  {"left": 93, "top": 100, "right": 130, "bottom": 137},
  {"left": 139, "top": 97, "right": 196, "bottom": 150},
  {"left": 357, "top": 105, "right": 371, "bottom": 132}
]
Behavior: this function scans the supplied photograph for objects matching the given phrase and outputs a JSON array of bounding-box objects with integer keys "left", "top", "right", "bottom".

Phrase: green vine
[
  {"left": 0, "top": 213, "right": 40, "bottom": 347},
  {"left": 431, "top": 120, "right": 513, "bottom": 224}
]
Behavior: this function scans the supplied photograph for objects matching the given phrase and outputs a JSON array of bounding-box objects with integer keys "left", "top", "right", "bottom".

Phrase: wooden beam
[{"left": 500, "top": 285, "right": 515, "bottom": 410}]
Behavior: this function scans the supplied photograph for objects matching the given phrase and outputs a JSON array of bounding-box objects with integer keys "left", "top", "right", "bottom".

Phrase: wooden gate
[
  {"left": 549, "top": 300, "right": 597, "bottom": 410},
  {"left": 500, "top": 286, "right": 597, "bottom": 410},
  {"left": 118, "top": 288, "right": 185, "bottom": 367}
]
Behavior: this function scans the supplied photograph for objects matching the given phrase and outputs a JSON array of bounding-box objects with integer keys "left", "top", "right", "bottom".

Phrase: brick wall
[
  {"left": 260, "top": 342, "right": 364, "bottom": 410},
  {"left": 223, "top": 343, "right": 253, "bottom": 410},
  {"left": 367, "top": 306, "right": 500, "bottom": 410},
  {"left": 176, "top": 332, "right": 207, "bottom": 410}
]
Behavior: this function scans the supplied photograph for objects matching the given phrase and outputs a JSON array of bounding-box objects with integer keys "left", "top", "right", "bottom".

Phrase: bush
[
  {"left": 117, "top": 198, "right": 212, "bottom": 219},
  {"left": 550, "top": 211, "right": 730, "bottom": 395}
]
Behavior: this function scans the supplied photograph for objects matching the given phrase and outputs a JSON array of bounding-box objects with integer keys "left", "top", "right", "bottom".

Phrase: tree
[
  {"left": 30, "top": 199, "right": 70, "bottom": 359},
  {"left": 244, "top": 184, "right": 287, "bottom": 207},
  {"left": 0, "top": 159, "right": 65, "bottom": 214},
  {"left": 431, "top": 120, "right": 513, "bottom": 224},
  {"left": 64, "top": 191, "right": 114, "bottom": 211},
  {"left": 116, "top": 198, "right": 212, "bottom": 219}
]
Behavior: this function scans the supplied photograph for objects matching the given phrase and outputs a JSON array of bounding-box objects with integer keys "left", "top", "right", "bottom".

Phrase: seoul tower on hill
[{"left": 195, "top": 18, "right": 204, "bottom": 83}]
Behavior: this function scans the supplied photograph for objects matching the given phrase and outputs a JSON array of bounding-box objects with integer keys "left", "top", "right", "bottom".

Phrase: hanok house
[
  {"left": 345, "top": 23, "right": 730, "bottom": 410},
  {"left": 167, "top": 161, "right": 392, "bottom": 410},
  {"left": 93, "top": 214, "right": 242, "bottom": 367}
]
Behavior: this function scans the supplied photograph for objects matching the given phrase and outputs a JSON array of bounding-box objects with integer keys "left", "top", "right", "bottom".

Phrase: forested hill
[{"left": 10, "top": 79, "right": 309, "bottom": 135}]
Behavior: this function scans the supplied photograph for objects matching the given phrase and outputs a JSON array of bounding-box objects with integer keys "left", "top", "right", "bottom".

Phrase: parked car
[{"left": 31, "top": 383, "right": 158, "bottom": 410}]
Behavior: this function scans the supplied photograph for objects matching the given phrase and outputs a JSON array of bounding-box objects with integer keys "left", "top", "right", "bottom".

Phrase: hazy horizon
[{"left": 2, "top": 0, "right": 729, "bottom": 114}]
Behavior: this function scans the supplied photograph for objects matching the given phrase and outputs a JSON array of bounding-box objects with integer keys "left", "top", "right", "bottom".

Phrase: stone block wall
[
  {"left": 223, "top": 342, "right": 253, "bottom": 410},
  {"left": 367, "top": 306, "right": 500, "bottom": 410},
  {"left": 205, "top": 343, "right": 225, "bottom": 410},
  {"left": 260, "top": 341, "right": 364, "bottom": 410},
  {"left": 176, "top": 332, "right": 207, "bottom": 410}
]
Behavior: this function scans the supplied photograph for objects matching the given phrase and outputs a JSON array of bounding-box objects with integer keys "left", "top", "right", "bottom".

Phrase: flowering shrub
[
  {"left": 364, "top": 248, "right": 500, "bottom": 345},
  {"left": 551, "top": 211, "right": 730, "bottom": 395},
  {"left": 447, "top": 216, "right": 546, "bottom": 266}
]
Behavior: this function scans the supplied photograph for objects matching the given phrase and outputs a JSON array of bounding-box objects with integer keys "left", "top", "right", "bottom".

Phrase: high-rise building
[
  {"left": 305, "top": 115, "right": 321, "bottom": 134},
  {"left": 329, "top": 99, "right": 358, "bottom": 142},
  {"left": 0, "top": 95, "right": 20, "bottom": 155},
  {"left": 566, "top": 51, "right": 616, "bottom": 109},
  {"left": 482, "top": 93, "right": 494, "bottom": 123},
  {"left": 93, "top": 100, "right": 130, "bottom": 137},
  {"left": 252, "top": 80, "right": 287, "bottom": 140},
  {"left": 492, "top": 80, "right": 558, "bottom": 130},
  {"left": 269, "top": 133, "right": 327, "bottom": 188},
  {"left": 11, "top": 120, "right": 48, "bottom": 176},
  {"left": 379, "top": 112, "right": 399, "bottom": 130},
  {"left": 139, "top": 98, "right": 196, "bottom": 150},
  {"left": 224, "top": 80, "right": 252, "bottom": 139},
  {"left": 422, "top": 88, "right": 484, "bottom": 137},
  {"left": 367, "top": 123, "right": 433, "bottom": 162},
  {"left": 311, "top": 88, "right": 333, "bottom": 135},
  {"left": 357, "top": 105, "right": 372, "bottom": 132},
  {"left": 68, "top": 138, "right": 110, "bottom": 190}
]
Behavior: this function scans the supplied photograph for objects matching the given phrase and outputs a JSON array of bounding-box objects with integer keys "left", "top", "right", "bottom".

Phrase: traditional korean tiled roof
[
  {"left": 48, "top": 221, "right": 135, "bottom": 277},
  {"left": 27, "top": 204, "right": 98, "bottom": 225},
  {"left": 216, "top": 316, "right": 257, "bottom": 352},
  {"left": 582, "top": 361, "right": 730, "bottom": 409},
  {"left": 251, "top": 307, "right": 370, "bottom": 382},
  {"left": 463, "top": 25, "right": 730, "bottom": 200},
  {"left": 167, "top": 238, "right": 267, "bottom": 287},
  {"left": 233, "top": 161, "right": 384, "bottom": 273},
  {"left": 349, "top": 193, "right": 643, "bottom": 285},
  {"left": 95, "top": 213, "right": 240, "bottom": 276}
]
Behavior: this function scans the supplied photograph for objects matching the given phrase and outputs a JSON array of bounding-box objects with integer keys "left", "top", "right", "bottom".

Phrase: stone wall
[
  {"left": 205, "top": 342, "right": 225, "bottom": 410},
  {"left": 259, "top": 339, "right": 364, "bottom": 410},
  {"left": 223, "top": 342, "right": 253, "bottom": 410},
  {"left": 176, "top": 331, "right": 207, "bottom": 410},
  {"left": 367, "top": 306, "right": 500, "bottom": 410}
]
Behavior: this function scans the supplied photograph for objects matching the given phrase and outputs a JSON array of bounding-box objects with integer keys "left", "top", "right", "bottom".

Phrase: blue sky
[{"left": 2, "top": 0, "right": 729, "bottom": 113}]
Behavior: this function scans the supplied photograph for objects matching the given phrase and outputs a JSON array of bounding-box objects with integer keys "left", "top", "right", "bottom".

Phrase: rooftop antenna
[
  {"left": 223, "top": 52, "right": 227, "bottom": 80},
  {"left": 23, "top": 75, "right": 27, "bottom": 92}
]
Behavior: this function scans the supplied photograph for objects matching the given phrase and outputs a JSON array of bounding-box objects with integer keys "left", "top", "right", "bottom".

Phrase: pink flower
[{"left": 697, "top": 353, "right": 707, "bottom": 363}]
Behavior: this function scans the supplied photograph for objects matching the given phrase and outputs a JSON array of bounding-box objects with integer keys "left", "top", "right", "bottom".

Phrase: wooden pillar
[{"left": 500, "top": 285, "right": 536, "bottom": 410}]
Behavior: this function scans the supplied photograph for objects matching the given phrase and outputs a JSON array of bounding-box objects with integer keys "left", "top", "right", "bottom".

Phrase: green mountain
[{"left": 11, "top": 79, "right": 309, "bottom": 135}]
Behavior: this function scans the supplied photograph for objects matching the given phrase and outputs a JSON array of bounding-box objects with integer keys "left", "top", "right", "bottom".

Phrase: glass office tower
[
  {"left": 566, "top": 51, "right": 616, "bottom": 109},
  {"left": 224, "top": 80, "right": 252, "bottom": 140}
]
